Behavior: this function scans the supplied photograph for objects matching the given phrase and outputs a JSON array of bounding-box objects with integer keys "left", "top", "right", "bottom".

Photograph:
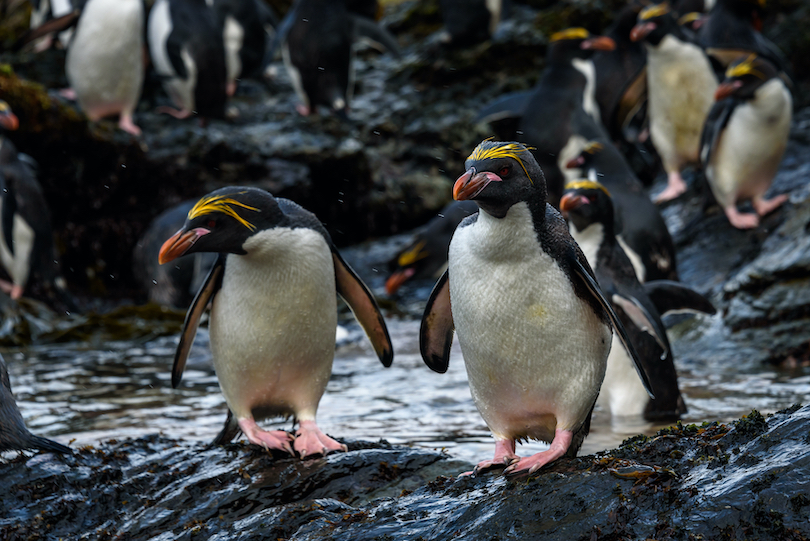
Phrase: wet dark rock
[{"left": 4, "top": 407, "right": 810, "bottom": 539}]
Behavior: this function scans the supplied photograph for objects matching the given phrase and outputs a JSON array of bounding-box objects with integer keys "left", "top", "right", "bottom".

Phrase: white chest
[
  {"left": 572, "top": 58, "right": 600, "bottom": 124},
  {"left": 223, "top": 16, "right": 244, "bottom": 84}
]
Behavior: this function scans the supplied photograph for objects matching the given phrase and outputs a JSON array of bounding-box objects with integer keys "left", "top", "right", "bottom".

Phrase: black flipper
[
  {"left": 570, "top": 253, "right": 655, "bottom": 399},
  {"left": 165, "top": 26, "right": 189, "bottom": 80},
  {"left": 13, "top": 9, "right": 81, "bottom": 51},
  {"left": 419, "top": 270, "right": 454, "bottom": 374},
  {"left": 29, "top": 434, "right": 72, "bottom": 454},
  {"left": 644, "top": 280, "right": 716, "bottom": 316},
  {"left": 699, "top": 97, "right": 739, "bottom": 167},
  {"left": 212, "top": 409, "right": 241, "bottom": 445},
  {"left": 261, "top": 0, "right": 300, "bottom": 70},
  {"left": 172, "top": 256, "right": 224, "bottom": 388},
  {"left": 351, "top": 15, "right": 400, "bottom": 57},
  {"left": 611, "top": 293, "right": 669, "bottom": 359},
  {"left": 474, "top": 90, "right": 532, "bottom": 125},
  {"left": 331, "top": 249, "right": 393, "bottom": 367}
]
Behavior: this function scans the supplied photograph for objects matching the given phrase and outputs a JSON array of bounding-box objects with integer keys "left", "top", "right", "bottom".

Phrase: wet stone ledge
[{"left": 2, "top": 406, "right": 810, "bottom": 540}]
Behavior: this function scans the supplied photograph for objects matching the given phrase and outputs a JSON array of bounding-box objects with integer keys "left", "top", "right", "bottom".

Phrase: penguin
[
  {"left": 485, "top": 28, "right": 616, "bottom": 207},
  {"left": 158, "top": 187, "right": 393, "bottom": 456},
  {"left": 269, "top": 0, "right": 400, "bottom": 117},
  {"left": 559, "top": 180, "right": 714, "bottom": 422},
  {"left": 564, "top": 140, "right": 677, "bottom": 282},
  {"left": 133, "top": 201, "right": 217, "bottom": 308},
  {"left": 697, "top": 0, "right": 791, "bottom": 79},
  {"left": 27, "top": 0, "right": 77, "bottom": 51},
  {"left": 420, "top": 140, "right": 654, "bottom": 476},
  {"left": 438, "top": 0, "right": 506, "bottom": 46},
  {"left": 699, "top": 54, "right": 791, "bottom": 229},
  {"left": 211, "top": 0, "right": 278, "bottom": 96},
  {"left": 148, "top": 0, "right": 228, "bottom": 121},
  {"left": 0, "top": 102, "right": 73, "bottom": 307},
  {"left": 385, "top": 200, "right": 478, "bottom": 295},
  {"left": 631, "top": 2, "right": 718, "bottom": 203},
  {"left": 1, "top": 354, "right": 72, "bottom": 454},
  {"left": 63, "top": 0, "right": 145, "bottom": 135}
]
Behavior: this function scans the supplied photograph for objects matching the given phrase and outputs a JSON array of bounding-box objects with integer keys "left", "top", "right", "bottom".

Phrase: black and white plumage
[
  {"left": 0, "top": 102, "right": 71, "bottom": 306},
  {"left": 63, "top": 0, "right": 145, "bottom": 135},
  {"left": 159, "top": 187, "right": 393, "bottom": 457},
  {"left": 438, "top": 0, "right": 505, "bottom": 46},
  {"left": 148, "top": 0, "right": 228, "bottom": 121},
  {"left": 565, "top": 141, "right": 677, "bottom": 282},
  {"left": 133, "top": 200, "right": 216, "bottom": 308},
  {"left": 27, "top": 0, "right": 78, "bottom": 50},
  {"left": 270, "top": 0, "right": 399, "bottom": 117},
  {"left": 385, "top": 200, "right": 478, "bottom": 295},
  {"left": 0, "top": 355, "right": 71, "bottom": 454},
  {"left": 560, "top": 180, "right": 713, "bottom": 422},
  {"left": 631, "top": 3, "right": 718, "bottom": 204},
  {"left": 477, "top": 28, "right": 616, "bottom": 207},
  {"left": 420, "top": 141, "right": 653, "bottom": 476},
  {"left": 700, "top": 54, "right": 791, "bottom": 229}
]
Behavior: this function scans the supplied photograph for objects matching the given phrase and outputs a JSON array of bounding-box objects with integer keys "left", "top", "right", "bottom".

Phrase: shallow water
[{"left": 5, "top": 313, "right": 810, "bottom": 466}]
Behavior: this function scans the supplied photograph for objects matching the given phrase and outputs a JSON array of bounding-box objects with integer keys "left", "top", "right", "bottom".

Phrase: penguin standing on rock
[
  {"left": 560, "top": 180, "right": 714, "bottom": 422},
  {"left": 565, "top": 141, "right": 677, "bottom": 282},
  {"left": 631, "top": 3, "right": 718, "bottom": 203},
  {"left": 1, "top": 355, "right": 72, "bottom": 454},
  {"left": 159, "top": 187, "right": 393, "bottom": 456},
  {"left": 270, "top": 0, "right": 400, "bottom": 118},
  {"left": 64, "top": 0, "right": 145, "bottom": 135},
  {"left": 420, "top": 141, "right": 653, "bottom": 476},
  {"left": 700, "top": 54, "right": 791, "bottom": 229},
  {"left": 148, "top": 0, "right": 228, "bottom": 121}
]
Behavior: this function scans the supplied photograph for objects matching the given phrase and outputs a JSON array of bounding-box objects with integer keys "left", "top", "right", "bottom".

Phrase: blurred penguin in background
[{"left": 438, "top": 0, "right": 507, "bottom": 46}]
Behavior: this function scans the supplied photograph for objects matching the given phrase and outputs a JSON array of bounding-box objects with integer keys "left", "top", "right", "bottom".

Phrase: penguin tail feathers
[
  {"left": 30, "top": 435, "right": 72, "bottom": 454},
  {"left": 211, "top": 410, "right": 240, "bottom": 445}
]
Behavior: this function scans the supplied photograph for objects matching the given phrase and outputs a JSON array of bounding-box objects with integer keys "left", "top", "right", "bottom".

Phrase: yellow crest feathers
[
  {"left": 188, "top": 193, "right": 260, "bottom": 231},
  {"left": 726, "top": 54, "right": 765, "bottom": 80},
  {"left": 584, "top": 141, "right": 604, "bottom": 154},
  {"left": 397, "top": 240, "right": 429, "bottom": 267},
  {"left": 564, "top": 180, "right": 612, "bottom": 197},
  {"left": 677, "top": 12, "right": 701, "bottom": 25},
  {"left": 467, "top": 141, "right": 536, "bottom": 185},
  {"left": 639, "top": 3, "right": 671, "bottom": 20},
  {"left": 550, "top": 27, "right": 590, "bottom": 42}
]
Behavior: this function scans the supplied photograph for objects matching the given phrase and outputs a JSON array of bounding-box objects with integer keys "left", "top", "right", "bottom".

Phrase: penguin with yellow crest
[{"left": 159, "top": 187, "right": 393, "bottom": 457}]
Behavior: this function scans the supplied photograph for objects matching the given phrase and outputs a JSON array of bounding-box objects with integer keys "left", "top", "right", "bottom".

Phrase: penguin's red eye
[
  {"left": 499, "top": 166, "right": 510, "bottom": 177},
  {"left": 207, "top": 220, "right": 216, "bottom": 229}
]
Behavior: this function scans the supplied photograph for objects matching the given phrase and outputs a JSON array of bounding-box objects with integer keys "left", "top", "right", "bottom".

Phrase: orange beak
[
  {"left": 385, "top": 267, "right": 416, "bottom": 295},
  {"left": 0, "top": 111, "right": 19, "bottom": 131},
  {"left": 581, "top": 35, "right": 616, "bottom": 51},
  {"left": 559, "top": 193, "right": 589, "bottom": 218},
  {"left": 158, "top": 228, "right": 209, "bottom": 264},
  {"left": 565, "top": 155, "right": 585, "bottom": 169},
  {"left": 630, "top": 22, "right": 657, "bottom": 42},
  {"left": 453, "top": 168, "right": 502, "bottom": 201},
  {"left": 715, "top": 80, "right": 743, "bottom": 101}
]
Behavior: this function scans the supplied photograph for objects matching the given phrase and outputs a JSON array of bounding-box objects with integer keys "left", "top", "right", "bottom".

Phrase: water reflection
[{"left": 5, "top": 318, "right": 810, "bottom": 465}]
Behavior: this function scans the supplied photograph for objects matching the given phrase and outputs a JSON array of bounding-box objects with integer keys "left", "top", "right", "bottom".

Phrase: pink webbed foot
[
  {"left": 296, "top": 103, "right": 311, "bottom": 116},
  {"left": 753, "top": 193, "right": 788, "bottom": 217},
  {"left": 227, "top": 81, "right": 237, "bottom": 97},
  {"left": 654, "top": 172, "right": 688, "bottom": 204},
  {"left": 118, "top": 114, "right": 142, "bottom": 136},
  {"left": 294, "top": 419, "right": 347, "bottom": 458},
  {"left": 503, "top": 429, "right": 574, "bottom": 476},
  {"left": 0, "top": 279, "right": 21, "bottom": 299},
  {"left": 238, "top": 418, "right": 294, "bottom": 455},
  {"left": 460, "top": 439, "right": 519, "bottom": 477},
  {"left": 156, "top": 106, "right": 192, "bottom": 119},
  {"left": 724, "top": 206, "right": 760, "bottom": 229},
  {"left": 59, "top": 88, "right": 77, "bottom": 101}
]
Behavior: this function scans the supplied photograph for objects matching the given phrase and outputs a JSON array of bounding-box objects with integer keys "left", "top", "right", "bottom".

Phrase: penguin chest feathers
[
  {"left": 448, "top": 203, "right": 611, "bottom": 441},
  {"left": 209, "top": 227, "right": 338, "bottom": 421}
]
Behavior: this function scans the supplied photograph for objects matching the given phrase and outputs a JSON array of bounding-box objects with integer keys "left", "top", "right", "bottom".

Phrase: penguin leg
[
  {"left": 460, "top": 439, "right": 519, "bottom": 477},
  {"left": 654, "top": 171, "right": 688, "bottom": 204},
  {"left": 752, "top": 193, "right": 788, "bottom": 218},
  {"left": 295, "top": 104, "right": 311, "bottom": 116},
  {"left": 503, "top": 429, "right": 574, "bottom": 476},
  {"left": 0, "top": 279, "right": 22, "bottom": 299},
  {"left": 723, "top": 205, "right": 760, "bottom": 229},
  {"left": 118, "top": 113, "right": 142, "bottom": 137},
  {"left": 59, "top": 88, "right": 77, "bottom": 101},
  {"left": 237, "top": 418, "right": 295, "bottom": 455},
  {"left": 156, "top": 106, "right": 193, "bottom": 119},
  {"left": 293, "top": 419, "right": 347, "bottom": 458}
]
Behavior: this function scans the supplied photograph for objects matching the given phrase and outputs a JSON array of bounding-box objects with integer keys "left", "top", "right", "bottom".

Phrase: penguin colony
[{"left": 0, "top": 0, "right": 797, "bottom": 475}]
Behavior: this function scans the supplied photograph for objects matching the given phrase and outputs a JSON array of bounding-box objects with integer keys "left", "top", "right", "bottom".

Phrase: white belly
[
  {"left": 0, "top": 199, "right": 35, "bottom": 289},
  {"left": 449, "top": 204, "right": 611, "bottom": 443},
  {"left": 65, "top": 0, "right": 144, "bottom": 121},
  {"left": 597, "top": 335, "right": 649, "bottom": 418},
  {"left": 223, "top": 15, "right": 244, "bottom": 85},
  {"left": 646, "top": 35, "right": 717, "bottom": 172},
  {"left": 707, "top": 80, "right": 792, "bottom": 208},
  {"left": 209, "top": 228, "right": 338, "bottom": 423}
]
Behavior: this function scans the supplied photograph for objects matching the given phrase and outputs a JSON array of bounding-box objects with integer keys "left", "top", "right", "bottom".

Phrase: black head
[
  {"left": 559, "top": 179, "right": 615, "bottom": 234},
  {"left": 0, "top": 101, "right": 19, "bottom": 133},
  {"left": 158, "top": 187, "right": 285, "bottom": 264},
  {"left": 453, "top": 140, "right": 546, "bottom": 219},
  {"left": 547, "top": 27, "right": 616, "bottom": 63},
  {"left": 715, "top": 54, "right": 779, "bottom": 101},
  {"left": 716, "top": 0, "right": 766, "bottom": 29},
  {"left": 630, "top": 3, "right": 680, "bottom": 46}
]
